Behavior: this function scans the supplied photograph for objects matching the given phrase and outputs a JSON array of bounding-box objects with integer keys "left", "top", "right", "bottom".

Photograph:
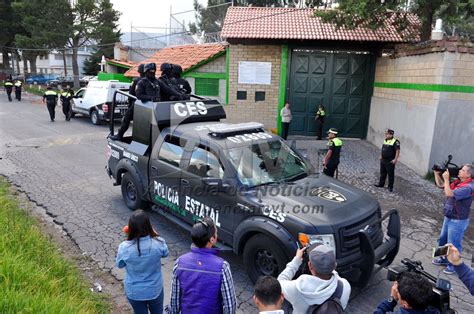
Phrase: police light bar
[{"left": 208, "top": 122, "right": 265, "bottom": 137}]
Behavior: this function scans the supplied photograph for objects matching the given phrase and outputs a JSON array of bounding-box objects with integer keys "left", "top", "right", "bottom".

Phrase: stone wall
[
  {"left": 224, "top": 44, "right": 282, "bottom": 130},
  {"left": 368, "top": 51, "right": 474, "bottom": 175}
]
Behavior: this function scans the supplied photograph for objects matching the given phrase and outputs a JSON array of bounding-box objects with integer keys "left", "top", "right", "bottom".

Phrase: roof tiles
[
  {"left": 221, "top": 7, "right": 419, "bottom": 42},
  {"left": 124, "top": 43, "right": 228, "bottom": 77}
]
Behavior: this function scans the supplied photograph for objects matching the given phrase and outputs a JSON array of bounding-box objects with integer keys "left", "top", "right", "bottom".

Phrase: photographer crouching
[
  {"left": 432, "top": 164, "right": 473, "bottom": 274},
  {"left": 374, "top": 272, "right": 440, "bottom": 313}
]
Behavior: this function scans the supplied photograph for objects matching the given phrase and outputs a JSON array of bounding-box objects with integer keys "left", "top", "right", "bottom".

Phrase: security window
[
  {"left": 195, "top": 78, "right": 219, "bottom": 96},
  {"left": 187, "top": 146, "right": 224, "bottom": 179},
  {"left": 237, "top": 91, "right": 247, "bottom": 100},
  {"left": 255, "top": 91, "right": 265, "bottom": 102},
  {"left": 158, "top": 136, "right": 185, "bottom": 167}
]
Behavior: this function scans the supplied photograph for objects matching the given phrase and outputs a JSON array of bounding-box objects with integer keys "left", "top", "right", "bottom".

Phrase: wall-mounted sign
[{"left": 238, "top": 61, "right": 272, "bottom": 85}]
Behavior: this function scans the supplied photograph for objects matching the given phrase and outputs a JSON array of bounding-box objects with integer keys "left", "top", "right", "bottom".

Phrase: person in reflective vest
[
  {"left": 43, "top": 86, "right": 58, "bottom": 122},
  {"left": 60, "top": 86, "right": 74, "bottom": 121},
  {"left": 323, "top": 128, "right": 343, "bottom": 177},
  {"left": 374, "top": 129, "right": 400, "bottom": 192},
  {"left": 315, "top": 104, "right": 326, "bottom": 140},
  {"left": 14, "top": 79, "right": 22, "bottom": 101},
  {"left": 4, "top": 76, "right": 13, "bottom": 102}
]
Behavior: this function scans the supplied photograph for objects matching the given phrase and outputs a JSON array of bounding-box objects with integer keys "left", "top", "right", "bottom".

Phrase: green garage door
[{"left": 288, "top": 49, "right": 373, "bottom": 138}]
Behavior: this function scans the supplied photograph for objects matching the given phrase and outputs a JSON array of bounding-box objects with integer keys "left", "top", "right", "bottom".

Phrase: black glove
[{"left": 152, "top": 96, "right": 160, "bottom": 102}]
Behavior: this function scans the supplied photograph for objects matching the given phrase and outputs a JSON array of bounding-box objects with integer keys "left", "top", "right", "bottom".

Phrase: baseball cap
[
  {"left": 309, "top": 244, "right": 337, "bottom": 276},
  {"left": 385, "top": 128, "right": 394, "bottom": 135},
  {"left": 327, "top": 128, "right": 338, "bottom": 135}
]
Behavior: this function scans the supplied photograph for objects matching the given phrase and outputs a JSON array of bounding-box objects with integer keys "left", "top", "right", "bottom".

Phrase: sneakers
[
  {"left": 443, "top": 264, "right": 455, "bottom": 275},
  {"left": 432, "top": 257, "right": 449, "bottom": 266}
]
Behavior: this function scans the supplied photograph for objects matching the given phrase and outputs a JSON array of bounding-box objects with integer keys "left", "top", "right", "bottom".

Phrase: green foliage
[
  {"left": 83, "top": 0, "right": 122, "bottom": 75},
  {"left": 0, "top": 178, "right": 109, "bottom": 313},
  {"left": 316, "top": 0, "right": 474, "bottom": 41}
]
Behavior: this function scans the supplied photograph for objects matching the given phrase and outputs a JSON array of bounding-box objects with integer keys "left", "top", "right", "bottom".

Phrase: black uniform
[
  {"left": 377, "top": 137, "right": 400, "bottom": 191},
  {"left": 43, "top": 90, "right": 58, "bottom": 121},
  {"left": 323, "top": 137, "right": 343, "bottom": 177},
  {"left": 4, "top": 79, "right": 13, "bottom": 102},
  {"left": 136, "top": 77, "right": 161, "bottom": 102},
  {"left": 115, "top": 77, "right": 143, "bottom": 138},
  {"left": 14, "top": 80, "right": 22, "bottom": 101},
  {"left": 158, "top": 75, "right": 184, "bottom": 101},
  {"left": 60, "top": 90, "right": 73, "bottom": 121}
]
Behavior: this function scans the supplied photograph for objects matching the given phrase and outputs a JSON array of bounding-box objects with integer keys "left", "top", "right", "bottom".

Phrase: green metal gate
[{"left": 288, "top": 49, "right": 373, "bottom": 138}]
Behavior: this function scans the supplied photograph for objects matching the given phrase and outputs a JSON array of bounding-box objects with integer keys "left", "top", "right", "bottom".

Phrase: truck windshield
[{"left": 226, "top": 139, "right": 310, "bottom": 187}]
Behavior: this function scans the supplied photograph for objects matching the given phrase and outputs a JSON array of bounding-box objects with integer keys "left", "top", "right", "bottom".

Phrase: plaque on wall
[{"left": 238, "top": 61, "right": 272, "bottom": 85}]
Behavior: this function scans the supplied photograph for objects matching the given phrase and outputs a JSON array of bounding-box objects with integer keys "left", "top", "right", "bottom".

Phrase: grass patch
[
  {"left": 24, "top": 86, "right": 47, "bottom": 96},
  {"left": 0, "top": 177, "right": 110, "bottom": 313}
]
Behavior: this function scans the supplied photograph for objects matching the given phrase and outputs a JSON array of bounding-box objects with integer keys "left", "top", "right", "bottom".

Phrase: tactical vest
[{"left": 381, "top": 137, "right": 399, "bottom": 160}]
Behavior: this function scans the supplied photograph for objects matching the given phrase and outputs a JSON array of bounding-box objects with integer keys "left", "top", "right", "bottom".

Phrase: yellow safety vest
[
  {"left": 5, "top": 82, "right": 13, "bottom": 86},
  {"left": 44, "top": 90, "right": 57, "bottom": 96}
]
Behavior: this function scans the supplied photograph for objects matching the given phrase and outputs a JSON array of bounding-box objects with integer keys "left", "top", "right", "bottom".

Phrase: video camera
[
  {"left": 387, "top": 258, "right": 454, "bottom": 313},
  {"left": 431, "top": 154, "right": 460, "bottom": 178}
]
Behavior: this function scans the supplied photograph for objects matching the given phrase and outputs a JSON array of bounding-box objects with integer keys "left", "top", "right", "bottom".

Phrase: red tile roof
[
  {"left": 124, "top": 43, "right": 228, "bottom": 77},
  {"left": 221, "top": 7, "right": 419, "bottom": 42}
]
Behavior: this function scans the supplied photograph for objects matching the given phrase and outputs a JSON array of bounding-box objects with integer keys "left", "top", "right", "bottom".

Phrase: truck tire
[
  {"left": 243, "top": 234, "right": 289, "bottom": 283},
  {"left": 90, "top": 110, "right": 101, "bottom": 125},
  {"left": 121, "top": 172, "right": 148, "bottom": 210}
]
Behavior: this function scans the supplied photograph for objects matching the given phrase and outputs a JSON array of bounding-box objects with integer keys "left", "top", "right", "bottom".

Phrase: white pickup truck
[{"left": 71, "top": 80, "right": 131, "bottom": 125}]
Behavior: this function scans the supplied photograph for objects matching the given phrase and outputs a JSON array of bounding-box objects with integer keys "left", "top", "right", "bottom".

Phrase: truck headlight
[{"left": 298, "top": 233, "right": 336, "bottom": 250}]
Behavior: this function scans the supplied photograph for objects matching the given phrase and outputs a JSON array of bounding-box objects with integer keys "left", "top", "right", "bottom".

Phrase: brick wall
[
  {"left": 224, "top": 44, "right": 282, "bottom": 130},
  {"left": 197, "top": 55, "right": 226, "bottom": 73}
]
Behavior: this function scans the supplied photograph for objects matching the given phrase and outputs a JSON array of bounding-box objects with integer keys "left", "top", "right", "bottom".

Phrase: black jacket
[
  {"left": 136, "top": 77, "right": 161, "bottom": 102},
  {"left": 158, "top": 75, "right": 184, "bottom": 101}
]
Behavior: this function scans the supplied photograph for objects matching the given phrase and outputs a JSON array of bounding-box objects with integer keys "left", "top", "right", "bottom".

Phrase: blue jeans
[
  {"left": 438, "top": 217, "right": 470, "bottom": 254},
  {"left": 128, "top": 290, "right": 164, "bottom": 314}
]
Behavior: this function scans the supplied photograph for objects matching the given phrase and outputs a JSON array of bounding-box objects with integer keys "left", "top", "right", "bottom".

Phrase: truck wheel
[
  {"left": 90, "top": 110, "right": 101, "bottom": 125},
  {"left": 243, "top": 234, "right": 289, "bottom": 283},
  {"left": 121, "top": 172, "right": 148, "bottom": 210}
]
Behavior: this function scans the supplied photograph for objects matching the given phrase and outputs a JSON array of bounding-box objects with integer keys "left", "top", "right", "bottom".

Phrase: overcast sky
[{"left": 110, "top": 0, "right": 206, "bottom": 34}]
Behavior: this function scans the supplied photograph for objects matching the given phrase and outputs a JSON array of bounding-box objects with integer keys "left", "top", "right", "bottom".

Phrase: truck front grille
[{"left": 338, "top": 210, "right": 383, "bottom": 256}]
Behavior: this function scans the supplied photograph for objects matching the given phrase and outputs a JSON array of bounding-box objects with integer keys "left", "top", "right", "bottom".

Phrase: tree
[
  {"left": 83, "top": 0, "right": 121, "bottom": 75},
  {"left": 316, "top": 0, "right": 474, "bottom": 42},
  {"left": 12, "top": 0, "right": 72, "bottom": 74},
  {"left": 0, "top": 0, "right": 17, "bottom": 71}
]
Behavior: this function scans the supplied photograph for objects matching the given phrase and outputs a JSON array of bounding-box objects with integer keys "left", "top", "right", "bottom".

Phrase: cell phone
[{"left": 432, "top": 245, "right": 450, "bottom": 258}]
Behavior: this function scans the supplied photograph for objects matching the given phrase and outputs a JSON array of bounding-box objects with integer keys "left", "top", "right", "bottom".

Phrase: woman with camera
[{"left": 116, "top": 210, "right": 169, "bottom": 314}]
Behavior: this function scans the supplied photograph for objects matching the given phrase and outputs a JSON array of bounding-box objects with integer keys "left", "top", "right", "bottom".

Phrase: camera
[
  {"left": 431, "top": 154, "right": 460, "bottom": 178},
  {"left": 387, "top": 258, "right": 454, "bottom": 313}
]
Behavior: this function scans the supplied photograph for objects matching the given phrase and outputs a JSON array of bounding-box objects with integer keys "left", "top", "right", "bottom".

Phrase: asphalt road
[{"left": 0, "top": 93, "right": 472, "bottom": 313}]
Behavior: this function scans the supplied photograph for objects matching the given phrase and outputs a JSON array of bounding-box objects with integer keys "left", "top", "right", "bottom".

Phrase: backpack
[{"left": 306, "top": 279, "right": 344, "bottom": 314}]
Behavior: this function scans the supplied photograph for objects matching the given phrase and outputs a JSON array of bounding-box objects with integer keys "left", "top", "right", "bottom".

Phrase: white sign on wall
[{"left": 238, "top": 61, "right": 272, "bottom": 85}]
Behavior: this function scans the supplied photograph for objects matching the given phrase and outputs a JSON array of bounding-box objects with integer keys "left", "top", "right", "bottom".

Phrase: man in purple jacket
[
  {"left": 169, "top": 217, "right": 236, "bottom": 314},
  {"left": 446, "top": 244, "right": 474, "bottom": 295}
]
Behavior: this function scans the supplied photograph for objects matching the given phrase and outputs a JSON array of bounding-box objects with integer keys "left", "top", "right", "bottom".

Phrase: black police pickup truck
[{"left": 106, "top": 93, "right": 401, "bottom": 287}]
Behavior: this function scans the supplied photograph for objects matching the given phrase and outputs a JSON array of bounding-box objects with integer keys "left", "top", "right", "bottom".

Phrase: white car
[{"left": 71, "top": 80, "right": 131, "bottom": 125}]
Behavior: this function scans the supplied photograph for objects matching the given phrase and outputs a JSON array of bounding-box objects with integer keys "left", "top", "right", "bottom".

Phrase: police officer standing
[
  {"left": 60, "top": 85, "right": 74, "bottom": 121},
  {"left": 109, "top": 64, "right": 145, "bottom": 141},
  {"left": 374, "top": 129, "right": 400, "bottom": 192},
  {"left": 4, "top": 76, "right": 13, "bottom": 102},
  {"left": 171, "top": 64, "right": 192, "bottom": 95},
  {"left": 315, "top": 104, "right": 325, "bottom": 140},
  {"left": 14, "top": 79, "right": 22, "bottom": 101},
  {"left": 323, "top": 128, "right": 343, "bottom": 177},
  {"left": 43, "top": 86, "right": 58, "bottom": 122}
]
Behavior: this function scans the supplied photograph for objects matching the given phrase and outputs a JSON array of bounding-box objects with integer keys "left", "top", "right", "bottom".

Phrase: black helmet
[
  {"left": 144, "top": 63, "right": 156, "bottom": 72},
  {"left": 160, "top": 63, "right": 172, "bottom": 72},
  {"left": 171, "top": 64, "right": 183, "bottom": 75},
  {"left": 137, "top": 64, "right": 145, "bottom": 74}
]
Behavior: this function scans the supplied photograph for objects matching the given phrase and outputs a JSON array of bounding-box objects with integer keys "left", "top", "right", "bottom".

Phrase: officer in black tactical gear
[
  {"left": 171, "top": 64, "right": 192, "bottom": 95},
  {"left": 110, "top": 64, "right": 145, "bottom": 140},
  {"left": 110, "top": 63, "right": 158, "bottom": 140},
  {"left": 158, "top": 62, "right": 185, "bottom": 101}
]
